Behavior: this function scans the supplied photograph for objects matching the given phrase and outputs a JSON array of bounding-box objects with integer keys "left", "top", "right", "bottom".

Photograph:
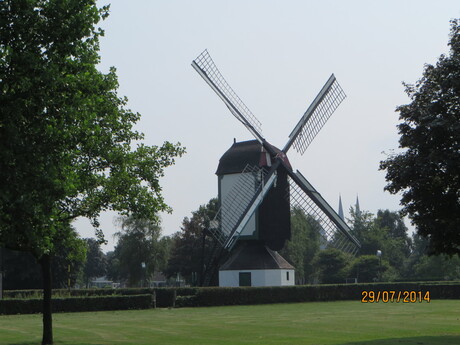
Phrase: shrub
[{"left": 0, "top": 294, "right": 153, "bottom": 315}]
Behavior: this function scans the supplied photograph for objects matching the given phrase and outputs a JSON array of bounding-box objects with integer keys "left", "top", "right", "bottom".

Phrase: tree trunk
[{"left": 40, "top": 254, "right": 53, "bottom": 345}]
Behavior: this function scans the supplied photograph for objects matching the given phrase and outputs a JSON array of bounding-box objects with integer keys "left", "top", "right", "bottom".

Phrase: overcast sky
[{"left": 74, "top": 0, "right": 460, "bottom": 252}]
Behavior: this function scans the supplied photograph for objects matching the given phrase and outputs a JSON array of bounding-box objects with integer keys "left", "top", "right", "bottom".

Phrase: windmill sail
[
  {"left": 192, "top": 50, "right": 264, "bottom": 143},
  {"left": 287, "top": 170, "right": 360, "bottom": 254},
  {"left": 283, "top": 74, "right": 346, "bottom": 155}
]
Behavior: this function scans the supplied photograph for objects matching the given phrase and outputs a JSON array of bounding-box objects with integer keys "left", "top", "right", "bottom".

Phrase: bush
[
  {"left": 2, "top": 282, "right": 458, "bottom": 314},
  {"left": 0, "top": 294, "right": 153, "bottom": 315}
]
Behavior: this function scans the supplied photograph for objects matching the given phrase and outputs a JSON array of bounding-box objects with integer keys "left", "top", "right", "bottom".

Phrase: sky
[{"left": 74, "top": 0, "right": 460, "bottom": 252}]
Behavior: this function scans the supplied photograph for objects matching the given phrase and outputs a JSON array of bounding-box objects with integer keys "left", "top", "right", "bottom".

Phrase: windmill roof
[
  {"left": 216, "top": 139, "right": 290, "bottom": 175},
  {"left": 220, "top": 241, "right": 294, "bottom": 271}
]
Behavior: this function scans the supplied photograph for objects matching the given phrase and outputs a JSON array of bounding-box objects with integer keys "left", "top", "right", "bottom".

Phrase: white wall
[{"left": 219, "top": 269, "right": 295, "bottom": 287}]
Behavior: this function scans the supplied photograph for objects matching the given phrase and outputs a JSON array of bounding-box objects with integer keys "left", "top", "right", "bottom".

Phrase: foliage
[
  {"left": 2, "top": 227, "right": 86, "bottom": 290},
  {"left": 349, "top": 255, "right": 387, "bottom": 283},
  {"left": 380, "top": 19, "right": 460, "bottom": 255},
  {"left": 413, "top": 254, "right": 460, "bottom": 281},
  {"left": 0, "top": 294, "right": 153, "bottom": 315},
  {"left": 110, "top": 217, "right": 168, "bottom": 287},
  {"left": 280, "top": 207, "right": 321, "bottom": 284},
  {"left": 348, "top": 207, "right": 384, "bottom": 256},
  {"left": 0, "top": 1, "right": 184, "bottom": 343},
  {"left": 166, "top": 198, "right": 218, "bottom": 285},
  {"left": 82, "top": 238, "right": 107, "bottom": 287},
  {"left": 2, "top": 249, "right": 42, "bottom": 290},
  {"left": 314, "top": 248, "right": 350, "bottom": 284},
  {"left": 373, "top": 210, "right": 411, "bottom": 269},
  {"left": 347, "top": 208, "right": 412, "bottom": 282}
]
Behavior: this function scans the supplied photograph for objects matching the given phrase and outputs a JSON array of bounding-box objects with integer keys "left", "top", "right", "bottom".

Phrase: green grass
[{"left": 1, "top": 300, "right": 459, "bottom": 345}]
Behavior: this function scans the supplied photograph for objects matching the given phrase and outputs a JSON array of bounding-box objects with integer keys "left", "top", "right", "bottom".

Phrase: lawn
[{"left": 1, "top": 300, "right": 459, "bottom": 345}]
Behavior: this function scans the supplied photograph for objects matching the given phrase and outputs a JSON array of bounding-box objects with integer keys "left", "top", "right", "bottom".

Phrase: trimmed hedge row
[
  {"left": 0, "top": 294, "right": 153, "bottom": 315},
  {"left": 3, "top": 287, "right": 198, "bottom": 299},
  {"left": 2, "top": 282, "right": 459, "bottom": 314}
]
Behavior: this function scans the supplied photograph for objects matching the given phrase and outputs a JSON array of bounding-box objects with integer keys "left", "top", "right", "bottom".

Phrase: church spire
[
  {"left": 338, "top": 194, "right": 344, "bottom": 220},
  {"left": 355, "top": 195, "right": 361, "bottom": 215}
]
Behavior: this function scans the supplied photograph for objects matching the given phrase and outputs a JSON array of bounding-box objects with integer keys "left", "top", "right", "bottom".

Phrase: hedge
[
  {"left": 0, "top": 294, "right": 153, "bottom": 315},
  {"left": 193, "top": 283, "right": 459, "bottom": 307},
  {"left": 2, "top": 287, "right": 199, "bottom": 299},
  {"left": 1, "top": 282, "right": 459, "bottom": 314}
]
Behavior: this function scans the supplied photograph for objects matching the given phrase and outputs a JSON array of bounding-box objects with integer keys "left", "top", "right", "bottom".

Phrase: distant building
[
  {"left": 90, "top": 276, "right": 117, "bottom": 289},
  {"left": 151, "top": 272, "right": 167, "bottom": 288}
]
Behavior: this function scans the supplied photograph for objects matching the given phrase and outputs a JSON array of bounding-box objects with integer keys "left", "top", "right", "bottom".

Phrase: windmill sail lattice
[
  {"left": 284, "top": 74, "right": 346, "bottom": 155},
  {"left": 288, "top": 172, "right": 360, "bottom": 255},
  {"left": 192, "top": 50, "right": 263, "bottom": 143}
]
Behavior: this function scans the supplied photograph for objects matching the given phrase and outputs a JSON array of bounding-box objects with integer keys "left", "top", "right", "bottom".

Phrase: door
[{"left": 239, "top": 272, "right": 251, "bottom": 287}]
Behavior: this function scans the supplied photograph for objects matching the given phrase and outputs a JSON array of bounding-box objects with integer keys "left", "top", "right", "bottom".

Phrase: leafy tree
[
  {"left": 112, "top": 217, "right": 169, "bottom": 287},
  {"left": 403, "top": 233, "right": 460, "bottom": 281},
  {"left": 280, "top": 208, "right": 321, "bottom": 284},
  {"left": 314, "top": 248, "right": 350, "bottom": 284},
  {"left": 166, "top": 198, "right": 218, "bottom": 285},
  {"left": 380, "top": 19, "right": 460, "bottom": 256},
  {"left": 375, "top": 210, "right": 410, "bottom": 240},
  {"left": 2, "top": 249, "right": 42, "bottom": 290},
  {"left": 0, "top": 1, "right": 184, "bottom": 344},
  {"left": 49, "top": 226, "right": 86, "bottom": 289},
  {"left": 2, "top": 226, "right": 86, "bottom": 289},
  {"left": 413, "top": 254, "right": 460, "bottom": 281},
  {"left": 82, "top": 238, "right": 107, "bottom": 287},
  {"left": 349, "top": 255, "right": 386, "bottom": 283},
  {"left": 348, "top": 207, "right": 384, "bottom": 256},
  {"left": 105, "top": 250, "right": 120, "bottom": 283},
  {"left": 349, "top": 208, "right": 412, "bottom": 280},
  {"left": 374, "top": 210, "right": 411, "bottom": 270}
]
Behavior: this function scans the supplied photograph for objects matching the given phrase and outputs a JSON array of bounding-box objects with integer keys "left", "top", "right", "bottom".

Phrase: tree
[
  {"left": 380, "top": 19, "right": 460, "bottom": 256},
  {"left": 314, "top": 248, "right": 350, "bottom": 284},
  {"left": 2, "top": 226, "right": 86, "bottom": 290},
  {"left": 111, "top": 217, "right": 168, "bottom": 287},
  {"left": 280, "top": 208, "right": 321, "bottom": 284},
  {"left": 166, "top": 198, "right": 218, "bottom": 285},
  {"left": 403, "top": 233, "right": 460, "bottom": 281},
  {"left": 349, "top": 255, "right": 386, "bottom": 283},
  {"left": 374, "top": 210, "right": 411, "bottom": 271},
  {"left": 82, "top": 238, "right": 106, "bottom": 288},
  {"left": 348, "top": 207, "right": 384, "bottom": 256},
  {"left": 413, "top": 254, "right": 460, "bottom": 281},
  {"left": 0, "top": 2, "right": 184, "bottom": 344}
]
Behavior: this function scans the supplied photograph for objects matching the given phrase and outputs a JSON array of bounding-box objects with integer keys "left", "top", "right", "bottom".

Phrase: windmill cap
[{"left": 216, "top": 139, "right": 291, "bottom": 175}]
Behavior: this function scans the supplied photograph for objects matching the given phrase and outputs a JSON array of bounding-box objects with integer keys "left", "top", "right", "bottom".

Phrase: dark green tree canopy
[
  {"left": 380, "top": 19, "right": 460, "bottom": 256},
  {"left": 280, "top": 207, "right": 321, "bottom": 284},
  {"left": 111, "top": 216, "right": 169, "bottom": 287},
  {"left": 82, "top": 238, "right": 106, "bottom": 287},
  {"left": 166, "top": 198, "right": 218, "bottom": 285}
]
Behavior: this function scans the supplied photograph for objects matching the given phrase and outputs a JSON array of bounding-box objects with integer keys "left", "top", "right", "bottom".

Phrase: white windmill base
[
  {"left": 219, "top": 269, "right": 295, "bottom": 287},
  {"left": 218, "top": 242, "right": 295, "bottom": 287}
]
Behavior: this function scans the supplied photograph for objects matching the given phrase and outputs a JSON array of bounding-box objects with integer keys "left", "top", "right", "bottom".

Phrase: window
[
  {"left": 286, "top": 271, "right": 290, "bottom": 281},
  {"left": 239, "top": 272, "right": 251, "bottom": 287}
]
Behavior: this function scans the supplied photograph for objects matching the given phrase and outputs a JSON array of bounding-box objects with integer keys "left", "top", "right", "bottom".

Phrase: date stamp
[{"left": 361, "top": 290, "right": 431, "bottom": 303}]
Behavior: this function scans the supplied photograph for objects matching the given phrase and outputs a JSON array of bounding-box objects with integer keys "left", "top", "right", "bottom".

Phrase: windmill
[{"left": 192, "top": 50, "right": 360, "bottom": 287}]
